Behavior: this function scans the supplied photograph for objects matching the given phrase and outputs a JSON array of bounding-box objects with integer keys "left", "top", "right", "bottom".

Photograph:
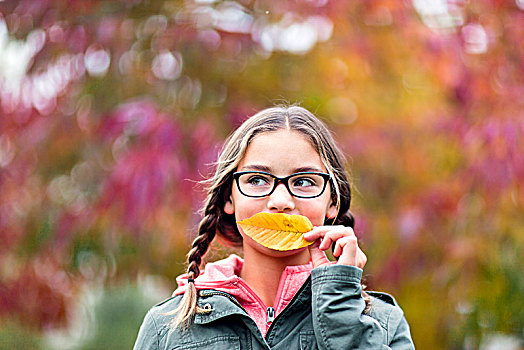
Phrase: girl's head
[
  {"left": 208, "top": 105, "right": 354, "bottom": 247},
  {"left": 170, "top": 105, "right": 354, "bottom": 328}
]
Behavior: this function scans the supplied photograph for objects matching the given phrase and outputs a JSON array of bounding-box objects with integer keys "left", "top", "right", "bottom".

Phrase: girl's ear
[
  {"left": 326, "top": 199, "right": 337, "bottom": 220},
  {"left": 224, "top": 196, "right": 235, "bottom": 215}
]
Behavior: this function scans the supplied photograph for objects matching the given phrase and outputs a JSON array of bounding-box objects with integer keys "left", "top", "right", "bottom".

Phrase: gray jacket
[{"left": 134, "top": 265, "right": 415, "bottom": 349}]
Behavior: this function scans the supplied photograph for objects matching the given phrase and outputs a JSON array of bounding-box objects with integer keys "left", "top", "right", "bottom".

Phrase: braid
[
  {"left": 167, "top": 195, "right": 219, "bottom": 330},
  {"left": 186, "top": 214, "right": 217, "bottom": 279}
]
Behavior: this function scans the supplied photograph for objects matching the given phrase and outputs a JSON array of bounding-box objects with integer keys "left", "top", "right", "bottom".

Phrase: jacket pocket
[
  {"left": 299, "top": 331, "right": 318, "bottom": 350},
  {"left": 171, "top": 335, "right": 240, "bottom": 350}
]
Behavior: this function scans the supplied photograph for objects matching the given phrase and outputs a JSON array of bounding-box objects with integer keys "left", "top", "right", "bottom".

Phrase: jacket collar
[
  {"left": 194, "top": 289, "right": 247, "bottom": 325},
  {"left": 193, "top": 276, "right": 313, "bottom": 325},
  {"left": 174, "top": 254, "right": 312, "bottom": 315}
]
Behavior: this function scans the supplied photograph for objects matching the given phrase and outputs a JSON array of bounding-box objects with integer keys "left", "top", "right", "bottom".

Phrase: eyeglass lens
[{"left": 237, "top": 172, "right": 326, "bottom": 197}]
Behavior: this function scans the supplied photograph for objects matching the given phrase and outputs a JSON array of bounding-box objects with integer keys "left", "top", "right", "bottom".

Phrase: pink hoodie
[{"left": 173, "top": 254, "right": 312, "bottom": 337}]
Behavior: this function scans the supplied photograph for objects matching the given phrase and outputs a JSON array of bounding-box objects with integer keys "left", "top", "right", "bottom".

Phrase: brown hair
[{"left": 167, "top": 105, "right": 369, "bottom": 329}]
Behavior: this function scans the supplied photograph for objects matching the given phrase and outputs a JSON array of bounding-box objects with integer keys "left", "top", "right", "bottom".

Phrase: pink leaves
[
  {"left": 99, "top": 100, "right": 159, "bottom": 140},
  {"left": 100, "top": 148, "right": 182, "bottom": 228},
  {"left": 97, "top": 99, "right": 189, "bottom": 230}
]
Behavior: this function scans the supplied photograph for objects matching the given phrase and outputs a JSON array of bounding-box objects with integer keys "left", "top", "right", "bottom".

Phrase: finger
[
  {"left": 303, "top": 227, "right": 328, "bottom": 241},
  {"left": 355, "top": 247, "right": 367, "bottom": 269},
  {"left": 308, "top": 241, "right": 331, "bottom": 268},
  {"left": 303, "top": 226, "right": 346, "bottom": 241},
  {"left": 319, "top": 232, "right": 342, "bottom": 251},
  {"left": 303, "top": 226, "right": 354, "bottom": 245},
  {"left": 319, "top": 227, "right": 356, "bottom": 251},
  {"left": 336, "top": 238, "right": 366, "bottom": 267},
  {"left": 333, "top": 236, "right": 357, "bottom": 261},
  {"left": 332, "top": 239, "right": 343, "bottom": 257}
]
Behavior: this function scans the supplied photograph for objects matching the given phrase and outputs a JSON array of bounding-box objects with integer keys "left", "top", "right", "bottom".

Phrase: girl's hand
[{"left": 303, "top": 226, "right": 367, "bottom": 269}]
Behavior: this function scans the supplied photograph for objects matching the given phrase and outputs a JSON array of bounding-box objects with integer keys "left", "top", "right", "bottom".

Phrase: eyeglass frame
[{"left": 232, "top": 171, "right": 332, "bottom": 198}]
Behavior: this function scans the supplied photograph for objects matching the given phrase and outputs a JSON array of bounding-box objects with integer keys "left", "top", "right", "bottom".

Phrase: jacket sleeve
[
  {"left": 310, "top": 264, "right": 415, "bottom": 350},
  {"left": 385, "top": 305, "right": 414, "bottom": 350},
  {"left": 133, "top": 310, "right": 160, "bottom": 350}
]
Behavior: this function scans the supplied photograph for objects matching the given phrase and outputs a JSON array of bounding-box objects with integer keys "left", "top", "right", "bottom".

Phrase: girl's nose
[{"left": 267, "top": 183, "right": 295, "bottom": 212}]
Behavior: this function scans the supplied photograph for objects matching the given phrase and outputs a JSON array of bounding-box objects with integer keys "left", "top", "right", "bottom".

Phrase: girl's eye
[
  {"left": 247, "top": 175, "right": 270, "bottom": 186},
  {"left": 293, "top": 177, "right": 316, "bottom": 187}
]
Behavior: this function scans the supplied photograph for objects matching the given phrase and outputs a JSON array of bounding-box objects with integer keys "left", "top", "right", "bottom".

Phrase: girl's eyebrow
[
  {"left": 293, "top": 166, "right": 325, "bottom": 173},
  {"left": 240, "top": 165, "right": 325, "bottom": 173},
  {"left": 240, "top": 165, "right": 272, "bottom": 172}
]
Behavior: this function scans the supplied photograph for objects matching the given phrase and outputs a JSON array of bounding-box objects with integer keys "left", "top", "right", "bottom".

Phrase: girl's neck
[{"left": 239, "top": 245, "right": 310, "bottom": 307}]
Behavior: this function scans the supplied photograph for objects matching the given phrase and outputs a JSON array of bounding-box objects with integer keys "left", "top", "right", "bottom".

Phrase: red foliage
[{"left": 0, "top": 260, "right": 71, "bottom": 329}]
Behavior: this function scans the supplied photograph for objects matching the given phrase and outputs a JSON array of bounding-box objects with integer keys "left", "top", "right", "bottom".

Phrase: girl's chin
[
  {"left": 240, "top": 228, "right": 311, "bottom": 258},
  {"left": 250, "top": 239, "right": 309, "bottom": 257}
]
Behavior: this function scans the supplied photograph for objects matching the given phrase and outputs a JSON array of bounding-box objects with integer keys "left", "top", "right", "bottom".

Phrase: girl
[{"left": 134, "top": 106, "right": 415, "bottom": 349}]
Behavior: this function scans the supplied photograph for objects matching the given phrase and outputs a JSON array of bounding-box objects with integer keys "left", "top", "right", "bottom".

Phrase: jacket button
[{"left": 202, "top": 303, "right": 213, "bottom": 312}]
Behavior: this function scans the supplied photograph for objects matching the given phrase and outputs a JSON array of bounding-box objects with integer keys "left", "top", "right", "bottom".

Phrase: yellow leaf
[{"left": 237, "top": 212, "right": 314, "bottom": 251}]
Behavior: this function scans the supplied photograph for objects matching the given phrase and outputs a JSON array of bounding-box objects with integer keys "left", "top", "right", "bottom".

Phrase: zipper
[
  {"left": 265, "top": 276, "right": 311, "bottom": 339},
  {"left": 266, "top": 307, "right": 275, "bottom": 325},
  {"left": 198, "top": 289, "right": 272, "bottom": 349}
]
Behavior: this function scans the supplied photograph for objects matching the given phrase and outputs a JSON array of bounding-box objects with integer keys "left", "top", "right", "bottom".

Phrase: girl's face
[{"left": 225, "top": 130, "right": 337, "bottom": 254}]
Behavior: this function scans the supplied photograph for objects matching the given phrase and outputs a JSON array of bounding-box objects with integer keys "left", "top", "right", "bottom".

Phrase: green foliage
[
  {"left": 0, "top": 318, "right": 42, "bottom": 350},
  {"left": 42, "top": 282, "right": 168, "bottom": 350},
  {"left": 76, "top": 285, "right": 155, "bottom": 350}
]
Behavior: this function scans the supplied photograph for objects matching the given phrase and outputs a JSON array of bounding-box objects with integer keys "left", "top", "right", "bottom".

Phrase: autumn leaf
[{"left": 237, "top": 212, "right": 314, "bottom": 251}]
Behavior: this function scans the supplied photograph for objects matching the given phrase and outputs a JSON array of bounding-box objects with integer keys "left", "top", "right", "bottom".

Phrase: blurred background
[{"left": 0, "top": 0, "right": 523, "bottom": 349}]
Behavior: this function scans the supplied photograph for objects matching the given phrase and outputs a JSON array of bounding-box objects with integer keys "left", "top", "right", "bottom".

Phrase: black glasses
[{"left": 232, "top": 171, "right": 331, "bottom": 198}]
